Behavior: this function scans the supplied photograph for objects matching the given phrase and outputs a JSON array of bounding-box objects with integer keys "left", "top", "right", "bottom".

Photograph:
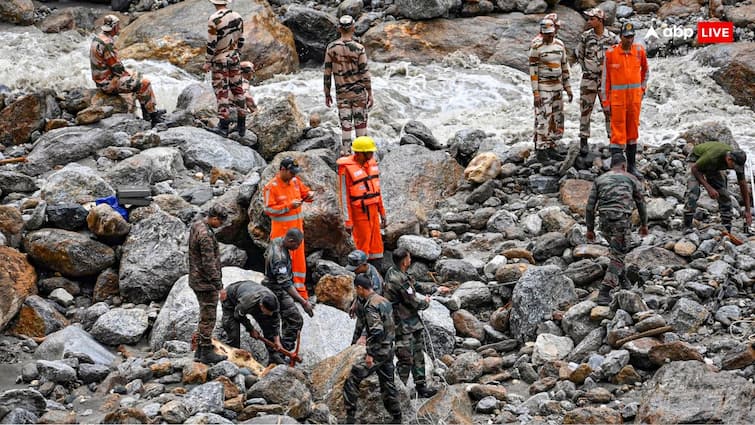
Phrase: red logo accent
[{"left": 697, "top": 21, "right": 734, "bottom": 43}]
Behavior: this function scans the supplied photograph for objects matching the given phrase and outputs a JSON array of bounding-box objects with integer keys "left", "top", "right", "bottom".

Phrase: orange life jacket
[{"left": 337, "top": 156, "right": 382, "bottom": 208}]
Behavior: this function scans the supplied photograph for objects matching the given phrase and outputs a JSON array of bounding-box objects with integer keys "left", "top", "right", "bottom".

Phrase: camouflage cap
[
  {"left": 346, "top": 250, "right": 368, "bottom": 271},
  {"left": 585, "top": 8, "right": 605, "bottom": 20},
  {"left": 540, "top": 19, "right": 556, "bottom": 34},
  {"left": 339, "top": 15, "right": 355, "bottom": 29},
  {"left": 101, "top": 15, "right": 120, "bottom": 32}
]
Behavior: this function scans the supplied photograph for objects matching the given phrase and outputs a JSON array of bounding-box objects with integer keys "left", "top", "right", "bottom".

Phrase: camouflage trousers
[
  {"left": 599, "top": 213, "right": 631, "bottom": 289},
  {"left": 99, "top": 71, "right": 156, "bottom": 113},
  {"left": 266, "top": 287, "right": 304, "bottom": 351},
  {"left": 211, "top": 53, "right": 245, "bottom": 120},
  {"left": 535, "top": 90, "right": 564, "bottom": 150},
  {"left": 684, "top": 169, "right": 733, "bottom": 228},
  {"left": 343, "top": 352, "right": 401, "bottom": 417},
  {"left": 337, "top": 93, "right": 369, "bottom": 146},
  {"left": 193, "top": 290, "right": 219, "bottom": 345},
  {"left": 395, "top": 329, "right": 427, "bottom": 386},
  {"left": 579, "top": 76, "right": 611, "bottom": 139}
]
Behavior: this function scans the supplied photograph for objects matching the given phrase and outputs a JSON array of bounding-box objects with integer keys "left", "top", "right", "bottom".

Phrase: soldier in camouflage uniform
[
  {"left": 577, "top": 8, "right": 619, "bottom": 155},
  {"left": 343, "top": 275, "right": 402, "bottom": 424},
  {"left": 585, "top": 153, "right": 648, "bottom": 305},
  {"left": 203, "top": 0, "right": 246, "bottom": 137},
  {"left": 324, "top": 15, "right": 373, "bottom": 155},
  {"left": 383, "top": 248, "right": 449, "bottom": 398},
  {"left": 220, "top": 280, "right": 286, "bottom": 363},
  {"left": 347, "top": 249, "right": 384, "bottom": 319},
  {"left": 529, "top": 19, "right": 573, "bottom": 162},
  {"left": 188, "top": 204, "right": 229, "bottom": 364},
  {"left": 90, "top": 15, "right": 164, "bottom": 128},
  {"left": 262, "top": 228, "right": 314, "bottom": 353},
  {"left": 240, "top": 61, "right": 257, "bottom": 114},
  {"left": 683, "top": 142, "right": 751, "bottom": 232}
]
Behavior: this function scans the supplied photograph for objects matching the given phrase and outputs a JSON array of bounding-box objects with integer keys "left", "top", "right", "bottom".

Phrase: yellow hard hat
[{"left": 352, "top": 136, "right": 377, "bottom": 152}]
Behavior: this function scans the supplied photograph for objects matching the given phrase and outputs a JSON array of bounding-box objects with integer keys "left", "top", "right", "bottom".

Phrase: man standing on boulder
[
  {"left": 683, "top": 142, "right": 751, "bottom": 232},
  {"left": 89, "top": 15, "right": 164, "bottom": 128},
  {"left": 529, "top": 19, "right": 573, "bottom": 163},
  {"left": 188, "top": 204, "right": 229, "bottom": 364},
  {"left": 324, "top": 15, "right": 373, "bottom": 155},
  {"left": 585, "top": 153, "right": 648, "bottom": 305},
  {"left": 337, "top": 137, "right": 386, "bottom": 269},
  {"left": 262, "top": 229, "right": 314, "bottom": 355},
  {"left": 203, "top": 0, "right": 246, "bottom": 137},
  {"left": 601, "top": 22, "right": 649, "bottom": 177},
  {"left": 263, "top": 157, "right": 313, "bottom": 300},
  {"left": 343, "top": 275, "right": 401, "bottom": 424},
  {"left": 577, "top": 8, "right": 618, "bottom": 155}
]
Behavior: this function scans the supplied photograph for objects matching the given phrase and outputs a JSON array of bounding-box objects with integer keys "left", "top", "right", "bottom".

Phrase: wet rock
[
  {"left": 669, "top": 298, "right": 710, "bottom": 334},
  {"left": 532, "top": 232, "right": 569, "bottom": 261},
  {"left": 0, "top": 246, "right": 37, "bottom": 330},
  {"left": 416, "top": 384, "right": 473, "bottom": 424},
  {"left": 23, "top": 128, "right": 119, "bottom": 177},
  {"left": 91, "top": 308, "right": 149, "bottom": 346},
  {"left": 36, "top": 360, "right": 76, "bottom": 384},
  {"left": 45, "top": 203, "right": 88, "bottom": 231},
  {"left": 116, "top": 0, "right": 298, "bottom": 81},
  {"left": 397, "top": 235, "right": 442, "bottom": 261},
  {"left": 119, "top": 212, "right": 187, "bottom": 303},
  {"left": 464, "top": 152, "right": 501, "bottom": 184},
  {"left": 314, "top": 274, "right": 354, "bottom": 312},
  {"left": 248, "top": 366, "right": 312, "bottom": 419},
  {"left": 78, "top": 363, "right": 111, "bottom": 384},
  {"left": 0, "top": 389, "right": 46, "bottom": 418},
  {"left": 380, "top": 144, "right": 464, "bottom": 245},
  {"left": 419, "top": 300, "right": 456, "bottom": 357},
  {"left": 248, "top": 94, "right": 307, "bottom": 160},
  {"left": 648, "top": 341, "right": 703, "bottom": 366},
  {"left": 510, "top": 266, "right": 577, "bottom": 342},
  {"left": 437, "top": 259, "right": 480, "bottom": 283},
  {"left": 639, "top": 360, "right": 755, "bottom": 423},
  {"left": 403, "top": 120, "right": 441, "bottom": 150},
  {"left": 564, "top": 406, "right": 622, "bottom": 424},
  {"left": 532, "top": 333, "right": 574, "bottom": 365},
  {"left": 281, "top": 5, "right": 338, "bottom": 64},
  {"left": 452, "top": 309, "right": 485, "bottom": 340},
  {"left": 0, "top": 171, "right": 37, "bottom": 193},
  {"left": 160, "top": 127, "right": 266, "bottom": 174},
  {"left": 694, "top": 43, "right": 755, "bottom": 112},
  {"left": 9, "top": 295, "right": 68, "bottom": 338},
  {"left": 35, "top": 325, "right": 115, "bottom": 365},
  {"left": 1, "top": 408, "right": 38, "bottom": 424},
  {"left": 0, "top": 0, "right": 34, "bottom": 25},
  {"left": 40, "top": 163, "right": 115, "bottom": 204},
  {"left": 87, "top": 204, "right": 131, "bottom": 241},
  {"left": 106, "top": 147, "right": 185, "bottom": 186}
]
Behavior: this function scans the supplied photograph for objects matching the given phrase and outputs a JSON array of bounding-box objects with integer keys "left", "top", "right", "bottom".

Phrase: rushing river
[{"left": 1, "top": 26, "right": 754, "bottom": 154}]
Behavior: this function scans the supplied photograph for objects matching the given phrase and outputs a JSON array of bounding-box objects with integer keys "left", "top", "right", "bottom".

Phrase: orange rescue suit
[
  {"left": 263, "top": 173, "right": 312, "bottom": 299},
  {"left": 337, "top": 155, "right": 386, "bottom": 260},
  {"left": 601, "top": 42, "right": 648, "bottom": 146}
]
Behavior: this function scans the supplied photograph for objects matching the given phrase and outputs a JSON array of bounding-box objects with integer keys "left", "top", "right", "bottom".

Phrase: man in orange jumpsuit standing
[
  {"left": 601, "top": 22, "right": 649, "bottom": 177},
  {"left": 263, "top": 157, "right": 313, "bottom": 299},
  {"left": 337, "top": 136, "right": 386, "bottom": 270}
]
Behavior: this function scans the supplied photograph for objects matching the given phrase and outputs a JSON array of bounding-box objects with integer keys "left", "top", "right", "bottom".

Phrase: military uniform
[
  {"left": 360, "top": 263, "right": 384, "bottom": 294},
  {"left": 262, "top": 237, "right": 304, "bottom": 351},
  {"left": 684, "top": 142, "right": 744, "bottom": 229},
  {"left": 577, "top": 28, "right": 619, "bottom": 140},
  {"left": 529, "top": 38, "right": 571, "bottom": 149},
  {"left": 383, "top": 266, "right": 430, "bottom": 387},
  {"left": 90, "top": 32, "right": 157, "bottom": 114},
  {"left": 586, "top": 170, "right": 647, "bottom": 289},
  {"left": 323, "top": 39, "right": 372, "bottom": 146},
  {"left": 343, "top": 292, "right": 401, "bottom": 420},
  {"left": 221, "top": 280, "right": 280, "bottom": 348},
  {"left": 206, "top": 8, "right": 245, "bottom": 121},
  {"left": 188, "top": 219, "right": 223, "bottom": 347}
]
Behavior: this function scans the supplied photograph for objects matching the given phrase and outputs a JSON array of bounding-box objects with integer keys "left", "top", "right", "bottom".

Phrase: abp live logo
[{"left": 697, "top": 21, "right": 734, "bottom": 43}]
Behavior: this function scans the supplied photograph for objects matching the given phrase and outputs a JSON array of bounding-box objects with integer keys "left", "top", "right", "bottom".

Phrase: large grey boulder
[
  {"left": 23, "top": 229, "right": 115, "bottom": 277},
  {"left": 247, "top": 151, "right": 352, "bottom": 258},
  {"left": 105, "top": 147, "right": 185, "bottom": 186},
  {"left": 395, "top": 0, "right": 459, "bottom": 20},
  {"left": 149, "top": 267, "right": 265, "bottom": 351},
  {"left": 638, "top": 361, "right": 755, "bottom": 423},
  {"left": 40, "top": 163, "right": 115, "bottom": 204},
  {"left": 185, "top": 381, "right": 224, "bottom": 415},
  {"left": 419, "top": 300, "right": 456, "bottom": 357},
  {"left": 300, "top": 303, "right": 355, "bottom": 370},
  {"left": 175, "top": 83, "right": 216, "bottom": 120},
  {"left": 119, "top": 212, "right": 187, "bottom": 303},
  {"left": 248, "top": 94, "right": 307, "bottom": 160},
  {"left": 90, "top": 308, "right": 149, "bottom": 346},
  {"left": 510, "top": 266, "right": 577, "bottom": 342},
  {"left": 22, "top": 127, "right": 119, "bottom": 176},
  {"left": 35, "top": 325, "right": 115, "bottom": 365},
  {"left": 397, "top": 235, "right": 442, "bottom": 261},
  {"left": 159, "top": 126, "right": 266, "bottom": 174},
  {"left": 248, "top": 365, "right": 313, "bottom": 419},
  {"left": 281, "top": 5, "right": 338, "bottom": 64},
  {"left": 380, "top": 144, "right": 464, "bottom": 245},
  {"left": 0, "top": 389, "right": 46, "bottom": 420}
]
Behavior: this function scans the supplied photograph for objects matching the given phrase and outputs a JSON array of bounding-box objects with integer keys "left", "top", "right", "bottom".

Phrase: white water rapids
[{"left": 1, "top": 26, "right": 753, "bottom": 154}]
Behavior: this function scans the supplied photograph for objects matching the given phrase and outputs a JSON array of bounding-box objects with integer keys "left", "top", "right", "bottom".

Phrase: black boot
[
  {"left": 596, "top": 284, "right": 613, "bottom": 306},
  {"left": 236, "top": 115, "right": 246, "bottom": 138},
  {"left": 141, "top": 105, "right": 149, "bottom": 121},
  {"left": 197, "top": 343, "right": 227, "bottom": 365},
  {"left": 683, "top": 214, "right": 693, "bottom": 230},
  {"left": 390, "top": 413, "right": 402, "bottom": 424},
  {"left": 535, "top": 149, "right": 549, "bottom": 164},
  {"left": 149, "top": 110, "right": 165, "bottom": 128},
  {"left": 626, "top": 144, "right": 642, "bottom": 178},
  {"left": 212, "top": 119, "right": 230, "bottom": 137},
  {"left": 416, "top": 383, "right": 437, "bottom": 398},
  {"left": 345, "top": 411, "right": 356, "bottom": 424},
  {"left": 580, "top": 137, "right": 588, "bottom": 156},
  {"left": 546, "top": 147, "right": 564, "bottom": 161}
]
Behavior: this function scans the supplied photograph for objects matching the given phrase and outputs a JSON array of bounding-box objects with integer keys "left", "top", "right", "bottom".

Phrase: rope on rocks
[{"left": 729, "top": 318, "right": 755, "bottom": 343}]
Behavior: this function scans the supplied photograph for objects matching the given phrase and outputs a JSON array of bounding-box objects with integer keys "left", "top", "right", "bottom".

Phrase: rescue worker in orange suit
[
  {"left": 263, "top": 157, "right": 313, "bottom": 300},
  {"left": 601, "top": 22, "right": 649, "bottom": 178},
  {"left": 337, "top": 136, "right": 386, "bottom": 270}
]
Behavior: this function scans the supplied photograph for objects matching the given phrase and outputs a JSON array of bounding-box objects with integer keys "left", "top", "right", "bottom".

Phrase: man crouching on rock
[
  {"left": 188, "top": 204, "right": 228, "bottom": 364},
  {"left": 343, "top": 275, "right": 401, "bottom": 424}
]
